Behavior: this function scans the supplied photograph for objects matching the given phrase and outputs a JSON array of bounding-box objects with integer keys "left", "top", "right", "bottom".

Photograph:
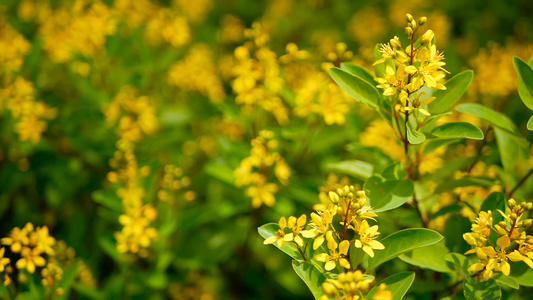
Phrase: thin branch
[{"left": 507, "top": 169, "right": 533, "bottom": 198}]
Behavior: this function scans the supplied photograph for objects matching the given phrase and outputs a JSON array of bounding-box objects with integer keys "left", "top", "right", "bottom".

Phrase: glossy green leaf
[
  {"left": 205, "top": 162, "right": 236, "bottom": 185},
  {"left": 431, "top": 122, "right": 484, "bottom": 140},
  {"left": 330, "top": 67, "right": 380, "bottom": 109},
  {"left": 464, "top": 277, "right": 501, "bottom": 300},
  {"left": 494, "top": 275, "right": 519, "bottom": 289},
  {"left": 349, "top": 246, "right": 365, "bottom": 270},
  {"left": 407, "top": 124, "right": 426, "bottom": 144},
  {"left": 292, "top": 260, "right": 326, "bottom": 300},
  {"left": 455, "top": 103, "right": 519, "bottom": 136},
  {"left": 513, "top": 56, "right": 533, "bottom": 110},
  {"left": 367, "top": 228, "right": 443, "bottom": 270},
  {"left": 445, "top": 253, "right": 470, "bottom": 276},
  {"left": 367, "top": 272, "right": 415, "bottom": 300},
  {"left": 434, "top": 176, "right": 498, "bottom": 194},
  {"left": 341, "top": 62, "right": 375, "bottom": 86},
  {"left": 325, "top": 160, "right": 374, "bottom": 181},
  {"left": 258, "top": 223, "right": 301, "bottom": 260},
  {"left": 399, "top": 242, "right": 453, "bottom": 273},
  {"left": 57, "top": 260, "right": 80, "bottom": 300},
  {"left": 364, "top": 176, "right": 414, "bottom": 213},
  {"left": 527, "top": 115, "right": 533, "bottom": 131},
  {"left": 428, "top": 70, "right": 473, "bottom": 114},
  {"left": 72, "top": 283, "right": 106, "bottom": 299},
  {"left": 509, "top": 263, "right": 533, "bottom": 287},
  {"left": 494, "top": 128, "right": 528, "bottom": 175}
]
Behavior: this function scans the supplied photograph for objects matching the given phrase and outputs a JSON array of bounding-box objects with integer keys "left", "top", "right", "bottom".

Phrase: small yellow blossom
[
  {"left": 354, "top": 220, "right": 385, "bottom": 258},
  {"left": 16, "top": 247, "right": 46, "bottom": 274},
  {"left": 315, "top": 231, "right": 350, "bottom": 271},
  {"left": 0, "top": 248, "right": 10, "bottom": 272}
]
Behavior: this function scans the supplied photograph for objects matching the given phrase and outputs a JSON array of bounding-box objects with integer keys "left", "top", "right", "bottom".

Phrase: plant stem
[
  {"left": 507, "top": 169, "right": 533, "bottom": 198},
  {"left": 466, "top": 127, "right": 490, "bottom": 174},
  {"left": 412, "top": 191, "right": 428, "bottom": 227}
]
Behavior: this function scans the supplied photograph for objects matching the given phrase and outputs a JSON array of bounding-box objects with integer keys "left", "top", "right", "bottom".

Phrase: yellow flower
[
  {"left": 354, "top": 220, "right": 385, "bottom": 258},
  {"left": 0, "top": 248, "right": 10, "bottom": 272},
  {"left": 315, "top": 231, "right": 350, "bottom": 271},
  {"left": 30, "top": 226, "right": 56, "bottom": 255},
  {"left": 1, "top": 223, "right": 33, "bottom": 253},
  {"left": 246, "top": 182, "right": 278, "bottom": 208},
  {"left": 264, "top": 217, "right": 291, "bottom": 248},
  {"left": 16, "top": 247, "right": 46, "bottom": 274},
  {"left": 286, "top": 215, "right": 307, "bottom": 247},
  {"left": 471, "top": 211, "right": 493, "bottom": 237},
  {"left": 301, "top": 211, "right": 333, "bottom": 250}
]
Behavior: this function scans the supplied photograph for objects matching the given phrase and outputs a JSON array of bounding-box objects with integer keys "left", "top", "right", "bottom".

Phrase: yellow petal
[
  {"left": 297, "top": 215, "right": 307, "bottom": 227},
  {"left": 339, "top": 240, "right": 350, "bottom": 255},
  {"left": 497, "top": 235, "right": 511, "bottom": 249},
  {"left": 325, "top": 260, "right": 336, "bottom": 271},
  {"left": 501, "top": 261, "right": 510, "bottom": 276},
  {"left": 404, "top": 66, "right": 418, "bottom": 74},
  {"left": 339, "top": 258, "right": 350, "bottom": 269},
  {"left": 315, "top": 253, "right": 328, "bottom": 262},
  {"left": 263, "top": 236, "right": 278, "bottom": 245},
  {"left": 313, "top": 235, "right": 325, "bottom": 250},
  {"left": 369, "top": 240, "right": 385, "bottom": 250},
  {"left": 363, "top": 245, "right": 375, "bottom": 258},
  {"left": 284, "top": 233, "right": 294, "bottom": 242},
  {"left": 301, "top": 230, "right": 316, "bottom": 238}
]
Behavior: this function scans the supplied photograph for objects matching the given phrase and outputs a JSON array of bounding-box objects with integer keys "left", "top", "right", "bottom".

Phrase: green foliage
[
  {"left": 292, "top": 261, "right": 326, "bottom": 300},
  {"left": 329, "top": 67, "right": 380, "bottom": 109},
  {"left": 366, "top": 272, "right": 415, "bottom": 300}
]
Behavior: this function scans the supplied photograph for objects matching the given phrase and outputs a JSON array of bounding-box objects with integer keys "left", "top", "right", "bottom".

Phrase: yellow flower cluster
[
  {"left": 234, "top": 130, "right": 290, "bottom": 208},
  {"left": 108, "top": 140, "right": 159, "bottom": 258},
  {"left": 38, "top": 0, "right": 117, "bottom": 63},
  {"left": 232, "top": 22, "right": 289, "bottom": 125},
  {"left": 157, "top": 164, "right": 196, "bottom": 204},
  {"left": 217, "top": 15, "right": 245, "bottom": 44},
  {"left": 470, "top": 41, "right": 533, "bottom": 100},
  {"left": 1, "top": 77, "right": 57, "bottom": 144},
  {"left": 168, "top": 44, "right": 226, "bottom": 103},
  {"left": 374, "top": 14, "right": 447, "bottom": 115},
  {"left": 145, "top": 7, "right": 190, "bottom": 48},
  {"left": 103, "top": 86, "right": 158, "bottom": 143},
  {"left": 463, "top": 199, "right": 533, "bottom": 281},
  {"left": 0, "top": 18, "right": 31, "bottom": 76},
  {"left": 322, "top": 271, "right": 392, "bottom": 300},
  {"left": 264, "top": 185, "right": 386, "bottom": 297},
  {"left": 0, "top": 224, "right": 66, "bottom": 295}
]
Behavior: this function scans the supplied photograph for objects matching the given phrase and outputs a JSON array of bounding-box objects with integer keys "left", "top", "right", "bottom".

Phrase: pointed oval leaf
[
  {"left": 366, "top": 228, "right": 443, "bottom": 270},
  {"left": 325, "top": 160, "right": 374, "bottom": 181},
  {"left": 464, "top": 277, "right": 501, "bottom": 300},
  {"left": 428, "top": 70, "right": 473, "bottom": 115},
  {"left": 455, "top": 103, "right": 519, "bottom": 136},
  {"left": 528, "top": 115, "right": 533, "bottom": 131},
  {"left": 407, "top": 125, "right": 426, "bottom": 144},
  {"left": 258, "top": 223, "right": 301, "bottom": 259},
  {"left": 340, "top": 62, "right": 375, "bottom": 86},
  {"left": 431, "top": 122, "right": 484, "bottom": 140},
  {"left": 513, "top": 56, "right": 533, "bottom": 110},
  {"left": 510, "top": 264, "right": 533, "bottom": 287},
  {"left": 364, "top": 176, "right": 413, "bottom": 213},
  {"left": 445, "top": 253, "right": 471, "bottom": 276},
  {"left": 434, "top": 176, "right": 498, "bottom": 194},
  {"left": 292, "top": 260, "right": 326, "bottom": 300},
  {"left": 494, "top": 275, "right": 519, "bottom": 289},
  {"left": 399, "top": 242, "right": 453, "bottom": 273},
  {"left": 329, "top": 67, "right": 380, "bottom": 109},
  {"left": 367, "top": 272, "right": 415, "bottom": 300}
]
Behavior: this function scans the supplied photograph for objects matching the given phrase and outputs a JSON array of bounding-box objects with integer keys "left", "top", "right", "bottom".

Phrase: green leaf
[
  {"left": 366, "top": 228, "right": 443, "bottom": 270},
  {"left": 431, "top": 122, "right": 484, "bottom": 140},
  {"left": 407, "top": 124, "right": 426, "bottom": 144},
  {"left": 455, "top": 103, "right": 519, "bottom": 136},
  {"left": 57, "top": 260, "right": 80, "bottom": 300},
  {"left": 292, "top": 260, "right": 326, "bottom": 300},
  {"left": 92, "top": 190, "right": 122, "bottom": 212},
  {"left": 367, "top": 272, "right": 415, "bottom": 300},
  {"left": 494, "top": 128, "right": 528, "bottom": 175},
  {"left": 509, "top": 263, "right": 533, "bottom": 287},
  {"left": 399, "top": 242, "right": 453, "bottom": 273},
  {"left": 340, "top": 62, "right": 375, "bottom": 86},
  {"left": 73, "top": 283, "right": 106, "bottom": 299},
  {"left": 258, "top": 223, "right": 301, "bottom": 260},
  {"left": 445, "top": 253, "right": 470, "bottom": 276},
  {"left": 428, "top": 70, "right": 473, "bottom": 115},
  {"left": 349, "top": 246, "right": 365, "bottom": 270},
  {"left": 494, "top": 275, "right": 519, "bottom": 289},
  {"left": 527, "top": 115, "right": 533, "bottom": 131},
  {"left": 464, "top": 277, "right": 501, "bottom": 300},
  {"left": 329, "top": 67, "right": 380, "bottom": 109},
  {"left": 205, "top": 162, "right": 236, "bottom": 185},
  {"left": 434, "top": 176, "right": 498, "bottom": 194},
  {"left": 513, "top": 56, "right": 533, "bottom": 110},
  {"left": 325, "top": 160, "right": 374, "bottom": 180},
  {"left": 364, "top": 176, "right": 414, "bottom": 213}
]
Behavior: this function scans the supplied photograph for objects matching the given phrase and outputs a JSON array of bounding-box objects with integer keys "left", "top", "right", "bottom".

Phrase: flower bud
[
  {"left": 419, "top": 16, "right": 427, "bottom": 26},
  {"left": 329, "top": 191, "right": 340, "bottom": 203},
  {"left": 405, "top": 27, "right": 413, "bottom": 37},
  {"left": 390, "top": 36, "right": 402, "bottom": 49},
  {"left": 406, "top": 13, "right": 414, "bottom": 22},
  {"left": 508, "top": 198, "right": 516, "bottom": 208},
  {"left": 524, "top": 220, "right": 532, "bottom": 227},
  {"left": 421, "top": 29, "right": 434, "bottom": 45}
]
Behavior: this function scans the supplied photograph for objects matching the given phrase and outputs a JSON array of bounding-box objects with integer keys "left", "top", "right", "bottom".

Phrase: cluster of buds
[
  {"left": 463, "top": 199, "right": 533, "bottom": 280},
  {"left": 374, "top": 14, "right": 447, "bottom": 116},
  {"left": 321, "top": 270, "right": 392, "bottom": 300}
]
